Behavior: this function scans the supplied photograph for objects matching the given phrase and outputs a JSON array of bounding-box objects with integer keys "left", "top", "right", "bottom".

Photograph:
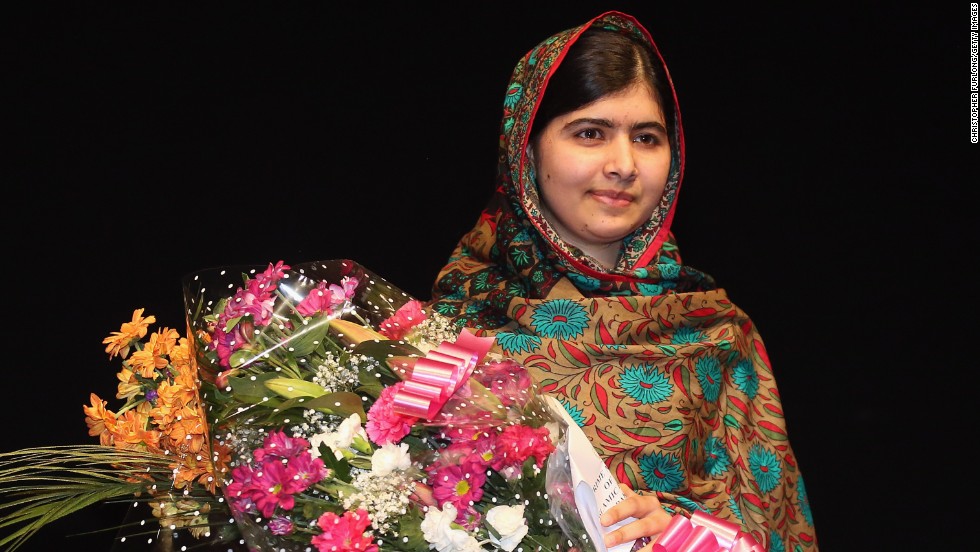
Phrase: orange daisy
[
  {"left": 103, "top": 309, "right": 156, "bottom": 359},
  {"left": 82, "top": 393, "right": 116, "bottom": 446},
  {"left": 115, "top": 367, "right": 142, "bottom": 401},
  {"left": 169, "top": 338, "right": 193, "bottom": 373},
  {"left": 147, "top": 327, "right": 180, "bottom": 361},
  {"left": 109, "top": 409, "right": 162, "bottom": 453},
  {"left": 126, "top": 347, "right": 162, "bottom": 379}
]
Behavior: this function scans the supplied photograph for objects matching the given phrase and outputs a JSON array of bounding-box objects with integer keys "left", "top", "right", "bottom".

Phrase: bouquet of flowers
[
  {"left": 186, "top": 259, "right": 575, "bottom": 551},
  {"left": 0, "top": 304, "right": 228, "bottom": 551},
  {"left": 1, "top": 259, "right": 591, "bottom": 552}
]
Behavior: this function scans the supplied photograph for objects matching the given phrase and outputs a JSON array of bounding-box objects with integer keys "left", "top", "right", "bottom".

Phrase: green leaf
[
  {"left": 283, "top": 315, "right": 331, "bottom": 357},
  {"left": 265, "top": 377, "right": 326, "bottom": 399},
  {"left": 300, "top": 392, "right": 366, "bottom": 419},
  {"left": 226, "top": 373, "right": 283, "bottom": 406}
]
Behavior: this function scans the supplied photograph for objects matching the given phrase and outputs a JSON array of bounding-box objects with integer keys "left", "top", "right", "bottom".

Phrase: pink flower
[
  {"left": 296, "top": 276, "right": 359, "bottom": 317},
  {"left": 287, "top": 453, "right": 329, "bottom": 489},
  {"left": 226, "top": 430, "right": 327, "bottom": 519},
  {"left": 490, "top": 424, "right": 555, "bottom": 471},
  {"left": 478, "top": 360, "right": 532, "bottom": 407},
  {"left": 429, "top": 458, "right": 487, "bottom": 520},
  {"left": 365, "top": 382, "right": 418, "bottom": 445},
  {"left": 209, "top": 263, "right": 289, "bottom": 367},
  {"left": 250, "top": 261, "right": 290, "bottom": 295},
  {"left": 225, "top": 462, "right": 256, "bottom": 497},
  {"left": 437, "top": 437, "right": 495, "bottom": 466},
  {"left": 268, "top": 515, "right": 294, "bottom": 536},
  {"left": 377, "top": 299, "right": 425, "bottom": 340},
  {"left": 311, "top": 509, "right": 378, "bottom": 552},
  {"left": 253, "top": 430, "right": 311, "bottom": 462},
  {"left": 248, "top": 460, "right": 300, "bottom": 518}
]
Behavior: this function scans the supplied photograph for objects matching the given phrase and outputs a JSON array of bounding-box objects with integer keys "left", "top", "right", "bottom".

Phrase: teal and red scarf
[{"left": 429, "top": 11, "right": 817, "bottom": 550}]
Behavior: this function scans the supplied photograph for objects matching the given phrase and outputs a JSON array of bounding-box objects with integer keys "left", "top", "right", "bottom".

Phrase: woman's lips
[{"left": 589, "top": 190, "right": 634, "bottom": 207}]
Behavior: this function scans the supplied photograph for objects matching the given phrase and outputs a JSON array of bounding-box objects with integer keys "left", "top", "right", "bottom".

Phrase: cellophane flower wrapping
[{"left": 181, "top": 259, "right": 584, "bottom": 551}]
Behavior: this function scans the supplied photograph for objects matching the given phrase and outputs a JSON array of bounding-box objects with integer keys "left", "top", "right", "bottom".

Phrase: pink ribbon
[
  {"left": 392, "top": 330, "right": 495, "bottom": 420},
  {"left": 652, "top": 511, "right": 763, "bottom": 552}
]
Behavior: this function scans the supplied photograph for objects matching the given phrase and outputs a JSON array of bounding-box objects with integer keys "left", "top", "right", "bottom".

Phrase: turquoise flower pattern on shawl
[
  {"left": 529, "top": 299, "right": 589, "bottom": 340},
  {"left": 639, "top": 451, "right": 684, "bottom": 492},
  {"left": 636, "top": 282, "right": 665, "bottom": 295},
  {"left": 769, "top": 530, "right": 785, "bottom": 552},
  {"left": 559, "top": 397, "right": 586, "bottom": 427},
  {"left": 619, "top": 365, "right": 672, "bottom": 404},
  {"left": 496, "top": 329, "right": 541, "bottom": 355},
  {"left": 703, "top": 436, "right": 730, "bottom": 477},
  {"left": 748, "top": 443, "right": 782, "bottom": 494},
  {"left": 695, "top": 356, "right": 723, "bottom": 402},
  {"left": 675, "top": 496, "right": 708, "bottom": 514},
  {"left": 671, "top": 326, "right": 706, "bottom": 345},
  {"left": 798, "top": 476, "right": 814, "bottom": 527},
  {"left": 727, "top": 497, "right": 743, "bottom": 523},
  {"left": 732, "top": 357, "right": 759, "bottom": 399},
  {"left": 567, "top": 271, "right": 601, "bottom": 292}
]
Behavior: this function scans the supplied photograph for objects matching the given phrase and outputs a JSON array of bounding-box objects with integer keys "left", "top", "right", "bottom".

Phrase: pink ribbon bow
[
  {"left": 391, "top": 330, "right": 495, "bottom": 420},
  {"left": 652, "top": 511, "right": 763, "bottom": 552}
]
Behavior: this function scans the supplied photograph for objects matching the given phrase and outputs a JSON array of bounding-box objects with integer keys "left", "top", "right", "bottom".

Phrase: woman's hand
[{"left": 599, "top": 484, "right": 673, "bottom": 551}]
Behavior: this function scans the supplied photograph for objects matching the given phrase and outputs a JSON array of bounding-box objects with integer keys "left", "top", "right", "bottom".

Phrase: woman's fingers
[
  {"left": 602, "top": 512, "right": 671, "bottom": 549},
  {"left": 600, "top": 484, "right": 656, "bottom": 525},
  {"left": 601, "top": 485, "right": 672, "bottom": 549}
]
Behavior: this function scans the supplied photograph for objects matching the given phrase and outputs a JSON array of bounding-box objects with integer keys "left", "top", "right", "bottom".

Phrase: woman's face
[{"left": 529, "top": 83, "right": 671, "bottom": 268}]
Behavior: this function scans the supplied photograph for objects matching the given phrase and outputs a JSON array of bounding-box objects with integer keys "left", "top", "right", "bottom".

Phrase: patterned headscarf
[{"left": 429, "top": 11, "right": 817, "bottom": 550}]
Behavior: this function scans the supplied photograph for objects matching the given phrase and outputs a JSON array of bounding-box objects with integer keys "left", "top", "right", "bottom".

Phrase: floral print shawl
[{"left": 428, "top": 11, "right": 817, "bottom": 551}]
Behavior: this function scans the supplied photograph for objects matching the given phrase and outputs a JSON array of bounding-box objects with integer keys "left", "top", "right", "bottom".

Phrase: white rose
[
  {"left": 421, "top": 503, "right": 457, "bottom": 549},
  {"left": 486, "top": 504, "right": 529, "bottom": 552},
  {"left": 371, "top": 441, "right": 412, "bottom": 476},
  {"left": 308, "top": 413, "right": 366, "bottom": 459},
  {"left": 445, "top": 530, "right": 483, "bottom": 552},
  {"left": 334, "top": 412, "right": 367, "bottom": 444},
  {"left": 420, "top": 504, "right": 484, "bottom": 552}
]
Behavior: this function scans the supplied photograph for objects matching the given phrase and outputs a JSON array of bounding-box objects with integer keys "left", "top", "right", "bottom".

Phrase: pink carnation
[
  {"left": 490, "top": 424, "right": 555, "bottom": 471},
  {"left": 365, "top": 382, "right": 418, "bottom": 445},
  {"left": 377, "top": 300, "right": 425, "bottom": 340},
  {"left": 311, "top": 509, "right": 377, "bottom": 552}
]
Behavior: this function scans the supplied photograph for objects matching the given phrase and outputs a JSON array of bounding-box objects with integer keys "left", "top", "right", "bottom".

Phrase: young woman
[{"left": 428, "top": 11, "right": 818, "bottom": 551}]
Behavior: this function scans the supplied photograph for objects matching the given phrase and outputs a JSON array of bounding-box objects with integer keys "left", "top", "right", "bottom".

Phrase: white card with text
[{"left": 544, "top": 396, "right": 638, "bottom": 552}]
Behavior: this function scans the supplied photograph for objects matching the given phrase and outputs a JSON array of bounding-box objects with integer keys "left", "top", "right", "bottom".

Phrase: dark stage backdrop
[{"left": 7, "top": 3, "right": 973, "bottom": 550}]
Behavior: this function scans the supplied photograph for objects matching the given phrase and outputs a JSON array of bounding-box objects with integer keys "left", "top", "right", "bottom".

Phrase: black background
[{"left": 7, "top": 2, "right": 974, "bottom": 550}]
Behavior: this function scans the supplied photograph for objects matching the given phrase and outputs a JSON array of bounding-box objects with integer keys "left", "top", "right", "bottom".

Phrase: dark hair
[{"left": 530, "top": 27, "right": 675, "bottom": 146}]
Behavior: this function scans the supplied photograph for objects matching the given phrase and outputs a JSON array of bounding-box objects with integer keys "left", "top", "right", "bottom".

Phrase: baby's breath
[
  {"left": 407, "top": 312, "right": 458, "bottom": 350},
  {"left": 342, "top": 470, "right": 414, "bottom": 536},
  {"left": 310, "top": 351, "right": 359, "bottom": 392}
]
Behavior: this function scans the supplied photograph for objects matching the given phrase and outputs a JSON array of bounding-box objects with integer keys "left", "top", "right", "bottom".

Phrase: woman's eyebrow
[
  {"left": 563, "top": 118, "right": 666, "bottom": 133},
  {"left": 634, "top": 121, "right": 668, "bottom": 133},
  {"left": 563, "top": 117, "right": 615, "bottom": 129}
]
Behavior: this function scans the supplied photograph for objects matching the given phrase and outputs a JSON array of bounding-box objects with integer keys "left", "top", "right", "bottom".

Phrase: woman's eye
[
  {"left": 634, "top": 133, "right": 662, "bottom": 145},
  {"left": 576, "top": 128, "right": 603, "bottom": 140}
]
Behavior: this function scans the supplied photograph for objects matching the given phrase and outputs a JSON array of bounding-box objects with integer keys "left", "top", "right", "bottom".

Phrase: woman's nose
[{"left": 603, "top": 138, "right": 638, "bottom": 180}]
